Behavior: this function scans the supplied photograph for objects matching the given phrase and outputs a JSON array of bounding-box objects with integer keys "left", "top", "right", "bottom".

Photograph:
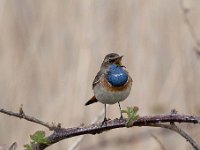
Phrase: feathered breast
[
  {"left": 102, "top": 74, "right": 132, "bottom": 92},
  {"left": 107, "top": 64, "right": 129, "bottom": 86}
]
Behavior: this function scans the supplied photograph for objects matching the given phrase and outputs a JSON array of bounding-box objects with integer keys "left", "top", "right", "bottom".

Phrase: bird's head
[{"left": 101, "top": 53, "right": 124, "bottom": 68}]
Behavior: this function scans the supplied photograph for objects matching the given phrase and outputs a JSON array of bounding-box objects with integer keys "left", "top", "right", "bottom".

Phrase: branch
[
  {"left": 36, "top": 113, "right": 200, "bottom": 149},
  {"left": 0, "top": 108, "right": 55, "bottom": 130},
  {"left": 149, "top": 123, "right": 200, "bottom": 150},
  {"left": 1, "top": 108, "right": 200, "bottom": 150}
]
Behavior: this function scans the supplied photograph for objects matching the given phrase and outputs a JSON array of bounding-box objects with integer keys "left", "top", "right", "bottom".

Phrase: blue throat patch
[{"left": 107, "top": 64, "right": 128, "bottom": 87}]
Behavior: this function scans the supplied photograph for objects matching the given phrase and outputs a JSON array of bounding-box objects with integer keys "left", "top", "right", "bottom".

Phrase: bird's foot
[
  {"left": 101, "top": 118, "right": 110, "bottom": 125},
  {"left": 119, "top": 115, "right": 124, "bottom": 120}
]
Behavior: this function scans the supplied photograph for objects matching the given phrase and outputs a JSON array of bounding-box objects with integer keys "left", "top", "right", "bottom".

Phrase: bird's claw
[{"left": 102, "top": 118, "right": 111, "bottom": 125}]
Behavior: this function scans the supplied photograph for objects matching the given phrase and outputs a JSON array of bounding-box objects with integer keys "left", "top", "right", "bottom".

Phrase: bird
[{"left": 85, "top": 53, "right": 132, "bottom": 123}]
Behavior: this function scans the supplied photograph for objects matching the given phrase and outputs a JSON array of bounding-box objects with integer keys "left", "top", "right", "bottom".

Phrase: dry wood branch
[
  {"left": 149, "top": 123, "right": 200, "bottom": 150},
  {"left": 36, "top": 113, "right": 200, "bottom": 149},
  {"left": 0, "top": 108, "right": 55, "bottom": 130},
  {"left": 1, "top": 108, "right": 200, "bottom": 150}
]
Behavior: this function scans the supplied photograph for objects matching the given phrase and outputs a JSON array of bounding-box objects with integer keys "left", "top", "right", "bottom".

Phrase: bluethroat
[{"left": 85, "top": 53, "right": 132, "bottom": 122}]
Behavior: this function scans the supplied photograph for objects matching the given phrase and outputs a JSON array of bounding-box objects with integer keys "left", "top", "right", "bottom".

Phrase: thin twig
[
  {"left": 149, "top": 123, "right": 200, "bottom": 150},
  {"left": 151, "top": 134, "right": 167, "bottom": 150},
  {"left": 8, "top": 142, "right": 17, "bottom": 150},
  {"left": 0, "top": 108, "right": 55, "bottom": 130}
]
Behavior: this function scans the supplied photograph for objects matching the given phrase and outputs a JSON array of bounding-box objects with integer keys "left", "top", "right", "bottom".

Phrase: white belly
[{"left": 93, "top": 82, "right": 131, "bottom": 104}]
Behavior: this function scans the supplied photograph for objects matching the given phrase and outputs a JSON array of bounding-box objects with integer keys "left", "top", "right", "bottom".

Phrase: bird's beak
[
  {"left": 114, "top": 55, "right": 123, "bottom": 61},
  {"left": 115, "top": 55, "right": 123, "bottom": 66},
  {"left": 121, "top": 65, "right": 126, "bottom": 68},
  {"left": 117, "top": 55, "right": 123, "bottom": 60}
]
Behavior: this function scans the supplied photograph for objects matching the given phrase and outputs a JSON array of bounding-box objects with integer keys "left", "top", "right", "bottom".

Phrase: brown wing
[{"left": 92, "top": 70, "right": 103, "bottom": 89}]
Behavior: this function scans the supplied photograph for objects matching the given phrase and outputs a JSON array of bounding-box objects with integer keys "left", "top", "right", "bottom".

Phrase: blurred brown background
[{"left": 0, "top": 0, "right": 200, "bottom": 149}]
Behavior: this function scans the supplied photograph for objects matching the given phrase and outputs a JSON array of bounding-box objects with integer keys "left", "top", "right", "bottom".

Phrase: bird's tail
[{"left": 85, "top": 96, "right": 98, "bottom": 105}]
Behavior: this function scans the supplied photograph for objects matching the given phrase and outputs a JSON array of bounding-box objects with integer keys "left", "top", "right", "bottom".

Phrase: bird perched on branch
[{"left": 85, "top": 53, "right": 132, "bottom": 123}]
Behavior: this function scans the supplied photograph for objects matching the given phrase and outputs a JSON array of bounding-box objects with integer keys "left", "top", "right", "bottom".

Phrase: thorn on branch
[
  {"left": 170, "top": 109, "right": 178, "bottom": 115},
  {"left": 170, "top": 109, "right": 178, "bottom": 125}
]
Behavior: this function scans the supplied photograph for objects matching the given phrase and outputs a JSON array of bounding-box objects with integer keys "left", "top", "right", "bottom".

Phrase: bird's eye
[{"left": 109, "top": 59, "right": 115, "bottom": 63}]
